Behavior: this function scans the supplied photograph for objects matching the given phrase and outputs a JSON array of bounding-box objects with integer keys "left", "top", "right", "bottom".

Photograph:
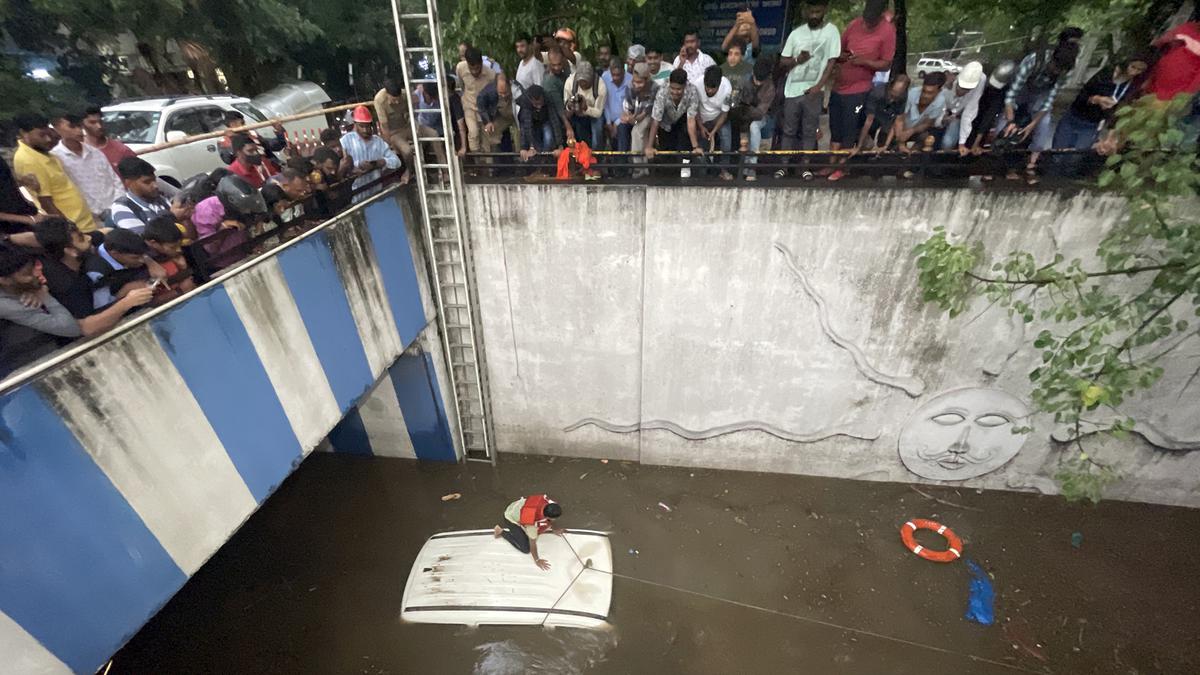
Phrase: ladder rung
[
  {"left": 427, "top": 189, "right": 451, "bottom": 194},
  {"left": 443, "top": 302, "right": 468, "bottom": 308},
  {"left": 436, "top": 260, "right": 461, "bottom": 266},
  {"left": 413, "top": 108, "right": 442, "bottom": 113},
  {"left": 405, "top": 47, "right": 434, "bottom": 52},
  {"left": 430, "top": 214, "right": 454, "bottom": 218},
  {"left": 433, "top": 238, "right": 458, "bottom": 244},
  {"left": 442, "top": 282, "right": 466, "bottom": 288},
  {"left": 399, "top": 12, "right": 431, "bottom": 19},
  {"left": 445, "top": 323, "right": 473, "bottom": 329},
  {"left": 448, "top": 344, "right": 473, "bottom": 349},
  {"left": 418, "top": 136, "right": 447, "bottom": 142},
  {"left": 424, "top": 163, "right": 451, "bottom": 169}
]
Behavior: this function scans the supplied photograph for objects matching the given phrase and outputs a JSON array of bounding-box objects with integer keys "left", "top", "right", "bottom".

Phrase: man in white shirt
[
  {"left": 49, "top": 113, "right": 122, "bottom": 223},
  {"left": 672, "top": 29, "right": 717, "bottom": 91},
  {"left": 696, "top": 65, "right": 734, "bottom": 180},
  {"left": 938, "top": 61, "right": 985, "bottom": 153},
  {"left": 515, "top": 35, "right": 545, "bottom": 90}
]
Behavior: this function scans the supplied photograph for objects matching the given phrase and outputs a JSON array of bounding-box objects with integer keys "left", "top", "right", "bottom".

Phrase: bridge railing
[{"left": 460, "top": 148, "right": 1103, "bottom": 183}]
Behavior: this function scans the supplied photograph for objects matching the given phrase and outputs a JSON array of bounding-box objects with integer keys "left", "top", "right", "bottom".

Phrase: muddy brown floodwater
[{"left": 114, "top": 453, "right": 1200, "bottom": 674}]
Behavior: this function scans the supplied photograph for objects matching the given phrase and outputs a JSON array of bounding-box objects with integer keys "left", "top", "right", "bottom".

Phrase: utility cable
[{"left": 553, "top": 534, "right": 1049, "bottom": 675}]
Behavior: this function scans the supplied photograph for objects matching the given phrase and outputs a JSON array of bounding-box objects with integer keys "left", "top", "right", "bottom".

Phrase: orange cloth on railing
[{"left": 555, "top": 141, "right": 595, "bottom": 179}]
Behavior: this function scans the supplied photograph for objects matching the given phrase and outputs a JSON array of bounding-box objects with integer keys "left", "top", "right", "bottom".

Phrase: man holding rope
[{"left": 494, "top": 494, "right": 564, "bottom": 571}]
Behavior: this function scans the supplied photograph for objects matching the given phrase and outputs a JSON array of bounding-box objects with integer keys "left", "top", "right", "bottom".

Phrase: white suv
[
  {"left": 916, "top": 58, "right": 962, "bottom": 78},
  {"left": 102, "top": 95, "right": 282, "bottom": 186}
]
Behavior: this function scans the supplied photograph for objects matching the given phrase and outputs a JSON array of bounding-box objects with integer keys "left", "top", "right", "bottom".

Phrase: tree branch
[{"left": 966, "top": 262, "right": 1185, "bottom": 286}]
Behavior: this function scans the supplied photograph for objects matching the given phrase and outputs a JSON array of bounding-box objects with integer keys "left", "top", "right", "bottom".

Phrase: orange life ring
[{"left": 900, "top": 519, "right": 962, "bottom": 563}]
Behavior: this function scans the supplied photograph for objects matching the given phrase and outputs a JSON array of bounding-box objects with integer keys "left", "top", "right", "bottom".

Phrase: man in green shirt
[{"left": 776, "top": 0, "right": 841, "bottom": 178}]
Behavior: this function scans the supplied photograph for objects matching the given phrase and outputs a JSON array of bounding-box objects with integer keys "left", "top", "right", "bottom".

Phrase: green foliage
[
  {"left": 913, "top": 227, "right": 982, "bottom": 317},
  {"left": 1055, "top": 453, "right": 1121, "bottom": 503},
  {"left": 914, "top": 95, "right": 1200, "bottom": 502},
  {"left": 443, "top": 0, "right": 645, "bottom": 74}
]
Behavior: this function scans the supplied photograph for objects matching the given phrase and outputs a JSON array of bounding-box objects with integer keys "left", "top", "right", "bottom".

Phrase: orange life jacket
[
  {"left": 519, "top": 494, "right": 555, "bottom": 534},
  {"left": 555, "top": 141, "right": 596, "bottom": 179}
]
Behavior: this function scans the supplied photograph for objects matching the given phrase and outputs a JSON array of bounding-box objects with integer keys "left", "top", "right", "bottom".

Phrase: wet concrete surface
[{"left": 114, "top": 453, "right": 1200, "bottom": 674}]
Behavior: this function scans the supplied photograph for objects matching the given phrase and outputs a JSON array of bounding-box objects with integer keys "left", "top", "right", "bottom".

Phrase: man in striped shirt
[
  {"left": 107, "top": 157, "right": 171, "bottom": 234},
  {"left": 340, "top": 106, "right": 400, "bottom": 201}
]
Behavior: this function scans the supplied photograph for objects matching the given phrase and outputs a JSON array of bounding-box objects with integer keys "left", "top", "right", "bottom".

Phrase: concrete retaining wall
[
  {"left": 465, "top": 184, "right": 1200, "bottom": 508},
  {"left": 0, "top": 188, "right": 455, "bottom": 673}
]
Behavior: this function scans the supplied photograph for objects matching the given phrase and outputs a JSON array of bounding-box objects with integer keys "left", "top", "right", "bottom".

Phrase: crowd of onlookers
[
  {"left": 412, "top": 0, "right": 1198, "bottom": 182},
  {"left": 0, "top": 101, "right": 404, "bottom": 377},
  {"left": 3, "top": 0, "right": 1198, "bottom": 377}
]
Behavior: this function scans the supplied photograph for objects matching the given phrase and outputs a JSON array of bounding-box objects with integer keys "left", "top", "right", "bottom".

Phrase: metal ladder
[{"left": 389, "top": 0, "right": 494, "bottom": 463}]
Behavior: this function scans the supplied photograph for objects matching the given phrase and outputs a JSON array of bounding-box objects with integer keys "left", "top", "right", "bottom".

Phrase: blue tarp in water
[{"left": 965, "top": 560, "right": 995, "bottom": 626}]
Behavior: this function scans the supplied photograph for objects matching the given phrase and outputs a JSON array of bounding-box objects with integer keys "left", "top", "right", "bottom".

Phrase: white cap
[{"left": 957, "top": 61, "right": 984, "bottom": 89}]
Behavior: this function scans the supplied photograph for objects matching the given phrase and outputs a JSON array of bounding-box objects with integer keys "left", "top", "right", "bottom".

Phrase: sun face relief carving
[{"left": 899, "top": 388, "right": 1031, "bottom": 481}]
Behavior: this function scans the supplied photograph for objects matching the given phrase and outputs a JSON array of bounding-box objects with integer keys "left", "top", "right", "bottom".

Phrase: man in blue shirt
[
  {"left": 896, "top": 72, "right": 948, "bottom": 152},
  {"left": 600, "top": 58, "right": 629, "bottom": 151}
]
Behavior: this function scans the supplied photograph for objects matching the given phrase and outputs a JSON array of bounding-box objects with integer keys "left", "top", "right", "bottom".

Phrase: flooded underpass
[{"left": 113, "top": 453, "right": 1200, "bottom": 674}]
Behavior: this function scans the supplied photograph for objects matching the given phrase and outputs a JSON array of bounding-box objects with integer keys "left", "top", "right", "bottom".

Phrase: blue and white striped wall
[
  {"left": 0, "top": 188, "right": 457, "bottom": 674},
  {"left": 328, "top": 346, "right": 456, "bottom": 460}
]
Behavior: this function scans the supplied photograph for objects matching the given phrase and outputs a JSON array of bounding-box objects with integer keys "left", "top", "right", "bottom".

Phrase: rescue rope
[{"left": 555, "top": 535, "right": 1048, "bottom": 674}]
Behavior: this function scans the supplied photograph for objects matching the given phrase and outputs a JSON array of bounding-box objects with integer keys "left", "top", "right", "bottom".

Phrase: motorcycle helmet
[
  {"left": 215, "top": 175, "right": 267, "bottom": 218},
  {"left": 988, "top": 60, "right": 1016, "bottom": 89}
]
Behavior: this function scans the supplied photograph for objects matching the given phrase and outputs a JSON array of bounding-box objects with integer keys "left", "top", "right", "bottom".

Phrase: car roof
[{"left": 103, "top": 94, "right": 250, "bottom": 112}]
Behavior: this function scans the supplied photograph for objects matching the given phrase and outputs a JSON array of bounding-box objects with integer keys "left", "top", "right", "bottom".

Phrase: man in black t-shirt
[
  {"left": 1054, "top": 55, "right": 1150, "bottom": 150},
  {"left": 859, "top": 75, "right": 910, "bottom": 149},
  {"left": 34, "top": 217, "right": 152, "bottom": 335},
  {"left": 0, "top": 159, "right": 42, "bottom": 246},
  {"left": 828, "top": 73, "right": 910, "bottom": 181}
]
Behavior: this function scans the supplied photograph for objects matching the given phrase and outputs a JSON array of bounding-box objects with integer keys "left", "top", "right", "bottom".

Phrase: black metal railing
[
  {"left": 185, "top": 169, "right": 403, "bottom": 282},
  {"left": 460, "top": 148, "right": 1104, "bottom": 184}
]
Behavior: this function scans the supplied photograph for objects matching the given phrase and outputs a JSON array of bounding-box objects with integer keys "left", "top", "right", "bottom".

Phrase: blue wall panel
[
  {"left": 151, "top": 286, "right": 304, "bottom": 502},
  {"left": 276, "top": 234, "right": 374, "bottom": 410},
  {"left": 390, "top": 352, "right": 456, "bottom": 461},
  {"left": 329, "top": 406, "right": 373, "bottom": 456},
  {"left": 363, "top": 198, "right": 427, "bottom": 346},
  {"left": 0, "top": 387, "right": 187, "bottom": 672},
  {"left": 0, "top": 190, "right": 453, "bottom": 671}
]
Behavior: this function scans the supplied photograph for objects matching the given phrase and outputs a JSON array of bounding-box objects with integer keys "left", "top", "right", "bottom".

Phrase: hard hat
[
  {"left": 351, "top": 105, "right": 373, "bottom": 123},
  {"left": 988, "top": 60, "right": 1016, "bottom": 88},
  {"left": 957, "top": 61, "right": 984, "bottom": 89}
]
